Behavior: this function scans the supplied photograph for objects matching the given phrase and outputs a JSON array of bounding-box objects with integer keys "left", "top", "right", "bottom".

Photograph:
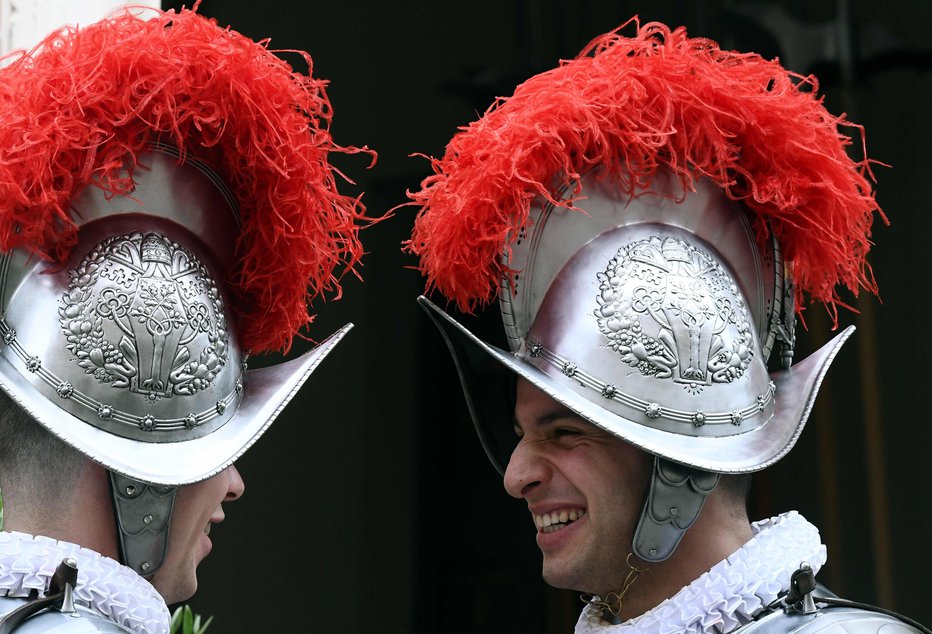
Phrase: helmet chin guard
[{"left": 633, "top": 459, "right": 719, "bottom": 562}]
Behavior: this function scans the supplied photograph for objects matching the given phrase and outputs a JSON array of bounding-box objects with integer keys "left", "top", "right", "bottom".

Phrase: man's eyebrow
[{"left": 513, "top": 409, "right": 583, "bottom": 433}]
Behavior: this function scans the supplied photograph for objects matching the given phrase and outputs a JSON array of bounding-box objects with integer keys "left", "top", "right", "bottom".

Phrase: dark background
[{"left": 159, "top": 1, "right": 932, "bottom": 632}]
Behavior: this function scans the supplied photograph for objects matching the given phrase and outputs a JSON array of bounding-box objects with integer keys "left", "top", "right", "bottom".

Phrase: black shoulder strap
[
  {"left": 0, "top": 559, "right": 78, "bottom": 634},
  {"left": 783, "top": 563, "right": 931, "bottom": 634}
]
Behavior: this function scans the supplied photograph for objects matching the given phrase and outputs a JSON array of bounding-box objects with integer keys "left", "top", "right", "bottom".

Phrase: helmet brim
[
  {"left": 419, "top": 295, "right": 852, "bottom": 474},
  {"left": 0, "top": 324, "right": 352, "bottom": 486}
]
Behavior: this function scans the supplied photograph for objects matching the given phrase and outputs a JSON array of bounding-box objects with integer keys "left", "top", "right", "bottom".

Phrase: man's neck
[
  {"left": 613, "top": 498, "right": 753, "bottom": 622},
  {"left": 3, "top": 461, "right": 119, "bottom": 560},
  {"left": 580, "top": 513, "right": 828, "bottom": 632}
]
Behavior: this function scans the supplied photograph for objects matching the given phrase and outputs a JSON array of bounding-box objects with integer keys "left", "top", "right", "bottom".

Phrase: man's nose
[
  {"left": 503, "top": 440, "right": 549, "bottom": 499},
  {"left": 224, "top": 465, "right": 245, "bottom": 501}
]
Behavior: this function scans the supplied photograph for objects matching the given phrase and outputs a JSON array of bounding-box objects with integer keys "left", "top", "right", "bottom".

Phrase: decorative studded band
[{"left": 525, "top": 338, "right": 776, "bottom": 429}]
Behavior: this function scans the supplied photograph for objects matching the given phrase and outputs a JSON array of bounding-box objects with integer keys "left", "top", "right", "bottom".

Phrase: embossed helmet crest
[
  {"left": 56, "top": 230, "right": 234, "bottom": 435},
  {"left": 594, "top": 235, "right": 755, "bottom": 392}
]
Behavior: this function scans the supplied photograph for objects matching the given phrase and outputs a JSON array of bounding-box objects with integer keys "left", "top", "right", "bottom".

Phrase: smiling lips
[{"left": 534, "top": 508, "right": 587, "bottom": 533}]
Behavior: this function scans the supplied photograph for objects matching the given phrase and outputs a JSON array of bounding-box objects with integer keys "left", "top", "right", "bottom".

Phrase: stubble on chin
[
  {"left": 542, "top": 539, "right": 637, "bottom": 596},
  {"left": 541, "top": 553, "right": 588, "bottom": 593}
]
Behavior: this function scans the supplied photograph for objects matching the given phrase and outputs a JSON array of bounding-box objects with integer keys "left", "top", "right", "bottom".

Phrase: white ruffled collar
[
  {"left": 0, "top": 531, "right": 170, "bottom": 634},
  {"left": 575, "top": 511, "right": 827, "bottom": 634}
]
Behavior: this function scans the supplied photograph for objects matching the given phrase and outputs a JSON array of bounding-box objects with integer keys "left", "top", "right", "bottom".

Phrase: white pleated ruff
[
  {"left": 576, "top": 511, "right": 827, "bottom": 634},
  {"left": 0, "top": 531, "right": 170, "bottom": 633}
]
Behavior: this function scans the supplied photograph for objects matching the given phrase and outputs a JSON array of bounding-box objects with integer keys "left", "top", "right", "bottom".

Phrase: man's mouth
[{"left": 534, "top": 508, "right": 587, "bottom": 534}]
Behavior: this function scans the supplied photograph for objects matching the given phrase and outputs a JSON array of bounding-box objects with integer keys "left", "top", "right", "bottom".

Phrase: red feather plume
[
  {"left": 404, "top": 18, "right": 885, "bottom": 325},
  {"left": 0, "top": 5, "right": 377, "bottom": 353}
]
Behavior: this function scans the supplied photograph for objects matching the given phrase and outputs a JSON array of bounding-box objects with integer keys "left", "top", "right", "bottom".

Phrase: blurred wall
[
  {"left": 0, "top": 0, "right": 159, "bottom": 55},
  {"left": 160, "top": 1, "right": 932, "bottom": 632}
]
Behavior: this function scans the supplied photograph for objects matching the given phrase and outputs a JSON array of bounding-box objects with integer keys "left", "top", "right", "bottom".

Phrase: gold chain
[{"left": 580, "top": 553, "right": 650, "bottom": 624}]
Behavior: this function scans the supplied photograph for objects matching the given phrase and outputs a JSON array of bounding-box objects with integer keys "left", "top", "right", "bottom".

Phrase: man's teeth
[{"left": 534, "top": 509, "right": 586, "bottom": 533}]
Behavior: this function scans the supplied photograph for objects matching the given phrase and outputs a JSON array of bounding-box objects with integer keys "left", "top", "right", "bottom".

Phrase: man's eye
[{"left": 554, "top": 428, "right": 582, "bottom": 438}]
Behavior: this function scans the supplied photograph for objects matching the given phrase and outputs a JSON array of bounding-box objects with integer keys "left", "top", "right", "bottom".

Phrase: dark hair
[
  {"left": 717, "top": 473, "right": 753, "bottom": 519},
  {"left": 0, "top": 389, "right": 85, "bottom": 511}
]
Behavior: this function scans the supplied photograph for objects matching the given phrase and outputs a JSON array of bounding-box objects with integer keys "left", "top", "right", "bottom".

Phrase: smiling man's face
[
  {"left": 150, "top": 465, "right": 245, "bottom": 604},
  {"left": 505, "top": 379, "right": 652, "bottom": 595}
]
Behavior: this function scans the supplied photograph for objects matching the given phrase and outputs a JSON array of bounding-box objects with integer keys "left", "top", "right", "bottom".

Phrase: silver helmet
[
  {"left": 0, "top": 6, "right": 374, "bottom": 574},
  {"left": 407, "top": 19, "right": 882, "bottom": 562},
  {"left": 0, "top": 147, "right": 350, "bottom": 487},
  {"left": 419, "top": 167, "right": 856, "bottom": 474}
]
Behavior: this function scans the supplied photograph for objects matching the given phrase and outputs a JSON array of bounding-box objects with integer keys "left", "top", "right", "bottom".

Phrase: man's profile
[
  {"left": 405, "top": 18, "right": 929, "bottom": 633},
  {"left": 0, "top": 5, "right": 374, "bottom": 632}
]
